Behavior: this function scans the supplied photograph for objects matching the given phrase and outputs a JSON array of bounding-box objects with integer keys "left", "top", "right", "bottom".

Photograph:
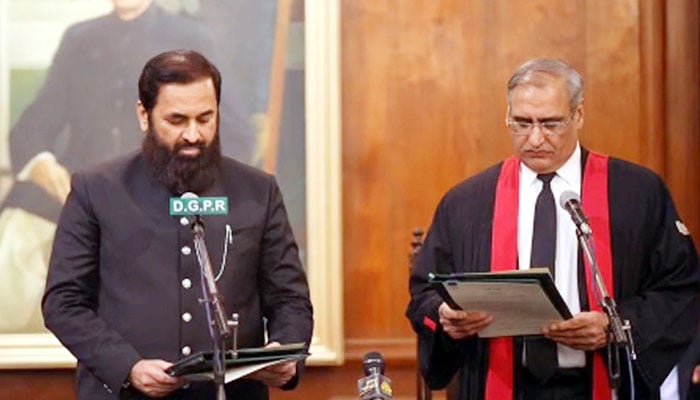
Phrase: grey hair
[{"left": 507, "top": 58, "right": 584, "bottom": 111}]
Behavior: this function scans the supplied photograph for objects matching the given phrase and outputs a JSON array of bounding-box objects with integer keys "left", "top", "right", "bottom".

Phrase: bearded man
[{"left": 42, "top": 50, "right": 313, "bottom": 400}]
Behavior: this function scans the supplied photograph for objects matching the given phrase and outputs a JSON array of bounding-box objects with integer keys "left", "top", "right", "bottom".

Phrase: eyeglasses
[{"left": 506, "top": 112, "right": 575, "bottom": 136}]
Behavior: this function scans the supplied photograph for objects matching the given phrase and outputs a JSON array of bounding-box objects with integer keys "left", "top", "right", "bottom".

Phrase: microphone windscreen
[
  {"left": 362, "top": 351, "right": 385, "bottom": 375},
  {"left": 181, "top": 192, "right": 199, "bottom": 199},
  {"left": 559, "top": 190, "right": 580, "bottom": 209}
]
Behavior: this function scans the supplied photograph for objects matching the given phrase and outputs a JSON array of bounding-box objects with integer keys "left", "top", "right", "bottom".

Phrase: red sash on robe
[{"left": 485, "top": 151, "right": 612, "bottom": 400}]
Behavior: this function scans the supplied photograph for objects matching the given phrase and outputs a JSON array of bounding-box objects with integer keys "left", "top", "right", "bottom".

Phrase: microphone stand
[
  {"left": 574, "top": 225, "right": 637, "bottom": 400},
  {"left": 191, "top": 216, "right": 233, "bottom": 400}
]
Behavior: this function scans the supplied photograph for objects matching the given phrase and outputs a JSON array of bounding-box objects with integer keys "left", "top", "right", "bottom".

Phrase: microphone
[
  {"left": 559, "top": 190, "right": 592, "bottom": 236},
  {"left": 357, "top": 352, "right": 393, "bottom": 400},
  {"left": 562, "top": 189, "right": 637, "bottom": 357}
]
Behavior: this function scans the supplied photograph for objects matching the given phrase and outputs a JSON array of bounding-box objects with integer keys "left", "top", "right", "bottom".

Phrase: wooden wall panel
[
  {"left": 583, "top": 0, "right": 647, "bottom": 164},
  {"left": 638, "top": 0, "right": 666, "bottom": 174},
  {"left": 342, "top": 1, "right": 479, "bottom": 360},
  {"left": 665, "top": 0, "right": 700, "bottom": 238}
]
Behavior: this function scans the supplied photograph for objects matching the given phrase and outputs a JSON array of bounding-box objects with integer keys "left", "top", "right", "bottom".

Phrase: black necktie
[{"left": 526, "top": 172, "right": 558, "bottom": 382}]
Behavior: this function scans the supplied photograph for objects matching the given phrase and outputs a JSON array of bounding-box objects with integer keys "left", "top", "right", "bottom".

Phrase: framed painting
[{"left": 0, "top": 0, "right": 342, "bottom": 367}]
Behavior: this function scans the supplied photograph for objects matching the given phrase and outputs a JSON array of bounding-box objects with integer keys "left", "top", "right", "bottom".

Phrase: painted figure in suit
[
  {"left": 0, "top": 0, "right": 251, "bottom": 334},
  {"left": 42, "top": 50, "right": 313, "bottom": 400}
]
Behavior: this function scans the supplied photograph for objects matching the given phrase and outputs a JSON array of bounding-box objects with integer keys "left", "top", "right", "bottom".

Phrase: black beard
[{"left": 142, "top": 129, "right": 221, "bottom": 195}]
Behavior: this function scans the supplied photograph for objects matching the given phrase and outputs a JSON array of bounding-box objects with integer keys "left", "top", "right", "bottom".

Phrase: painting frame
[{"left": 0, "top": 0, "right": 343, "bottom": 368}]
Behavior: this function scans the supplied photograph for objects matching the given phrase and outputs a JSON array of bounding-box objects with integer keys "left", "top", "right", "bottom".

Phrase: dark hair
[{"left": 138, "top": 49, "right": 222, "bottom": 113}]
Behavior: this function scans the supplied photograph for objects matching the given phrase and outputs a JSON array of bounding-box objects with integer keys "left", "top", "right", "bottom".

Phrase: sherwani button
[
  {"left": 180, "top": 217, "right": 190, "bottom": 226},
  {"left": 182, "top": 278, "right": 192, "bottom": 289},
  {"left": 182, "top": 312, "right": 192, "bottom": 322},
  {"left": 181, "top": 346, "right": 191, "bottom": 356},
  {"left": 181, "top": 246, "right": 192, "bottom": 255}
]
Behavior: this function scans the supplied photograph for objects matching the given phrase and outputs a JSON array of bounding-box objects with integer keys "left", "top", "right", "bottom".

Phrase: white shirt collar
[{"left": 519, "top": 143, "right": 581, "bottom": 188}]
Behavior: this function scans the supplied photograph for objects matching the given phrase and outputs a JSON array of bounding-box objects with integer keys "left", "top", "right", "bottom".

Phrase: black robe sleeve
[
  {"left": 608, "top": 159, "right": 700, "bottom": 392},
  {"left": 407, "top": 196, "right": 472, "bottom": 389},
  {"left": 406, "top": 164, "right": 501, "bottom": 398}
]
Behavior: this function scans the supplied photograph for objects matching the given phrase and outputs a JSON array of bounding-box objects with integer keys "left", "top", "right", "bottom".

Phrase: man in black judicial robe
[{"left": 406, "top": 59, "right": 700, "bottom": 399}]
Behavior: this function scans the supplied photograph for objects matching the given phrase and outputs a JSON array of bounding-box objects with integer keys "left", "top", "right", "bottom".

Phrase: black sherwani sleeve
[
  {"left": 259, "top": 177, "right": 313, "bottom": 344},
  {"left": 257, "top": 177, "right": 314, "bottom": 390},
  {"left": 42, "top": 171, "right": 141, "bottom": 392}
]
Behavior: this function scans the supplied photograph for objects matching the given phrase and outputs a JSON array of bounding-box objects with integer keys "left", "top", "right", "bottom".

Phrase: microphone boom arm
[
  {"left": 192, "top": 220, "right": 231, "bottom": 338},
  {"left": 576, "top": 229, "right": 635, "bottom": 353},
  {"left": 191, "top": 217, "right": 232, "bottom": 400},
  {"left": 560, "top": 191, "right": 637, "bottom": 398},
  {"left": 575, "top": 226, "right": 637, "bottom": 397}
]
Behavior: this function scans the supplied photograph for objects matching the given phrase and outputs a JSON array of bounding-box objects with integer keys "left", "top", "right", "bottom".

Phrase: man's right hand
[
  {"left": 438, "top": 302, "right": 493, "bottom": 340},
  {"left": 28, "top": 157, "right": 71, "bottom": 204},
  {"left": 128, "top": 359, "right": 185, "bottom": 398}
]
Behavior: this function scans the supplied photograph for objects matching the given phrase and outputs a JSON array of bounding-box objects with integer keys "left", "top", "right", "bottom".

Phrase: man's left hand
[
  {"left": 544, "top": 311, "right": 609, "bottom": 351},
  {"left": 248, "top": 342, "right": 297, "bottom": 388}
]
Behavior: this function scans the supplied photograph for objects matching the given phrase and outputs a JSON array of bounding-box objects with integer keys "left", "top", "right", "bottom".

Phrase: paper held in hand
[
  {"left": 429, "top": 268, "right": 572, "bottom": 338},
  {"left": 166, "top": 342, "right": 309, "bottom": 383}
]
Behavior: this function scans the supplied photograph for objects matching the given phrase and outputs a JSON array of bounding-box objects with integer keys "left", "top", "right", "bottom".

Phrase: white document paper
[
  {"left": 183, "top": 356, "right": 298, "bottom": 383},
  {"left": 441, "top": 278, "right": 571, "bottom": 338}
]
